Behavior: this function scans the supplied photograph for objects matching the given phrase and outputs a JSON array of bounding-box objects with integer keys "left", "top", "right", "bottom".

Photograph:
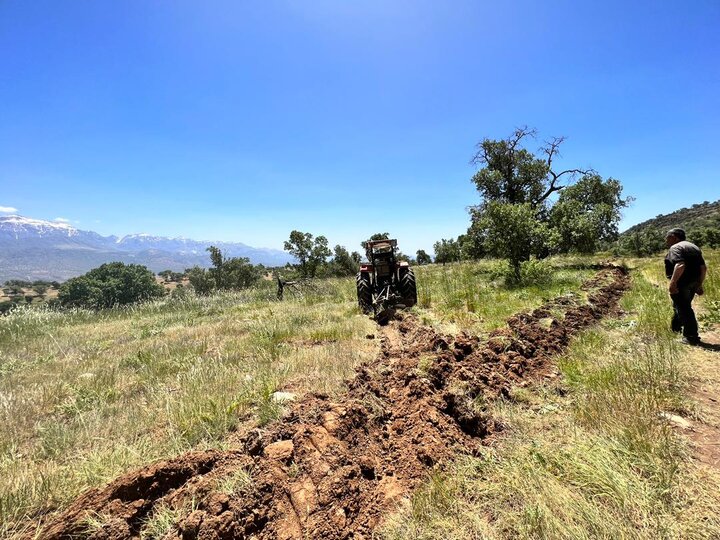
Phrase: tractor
[{"left": 356, "top": 239, "right": 417, "bottom": 324}]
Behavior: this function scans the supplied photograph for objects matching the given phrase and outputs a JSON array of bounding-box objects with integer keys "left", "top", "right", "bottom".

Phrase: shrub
[
  {"left": 0, "top": 299, "right": 18, "bottom": 314},
  {"left": 505, "top": 259, "right": 553, "bottom": 287},
  {"left": 58, "top": 262, "right": 165, "bottom": 309},
  {"left": 187, "top": 267, "right": 215, "bottom": 295}
]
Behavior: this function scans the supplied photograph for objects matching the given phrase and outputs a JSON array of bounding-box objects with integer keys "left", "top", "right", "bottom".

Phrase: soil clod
[{"left": 36, "top": 266, "right": 629, "bottom": 540}]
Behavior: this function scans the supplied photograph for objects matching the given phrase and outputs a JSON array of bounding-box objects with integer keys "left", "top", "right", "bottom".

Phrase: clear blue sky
[{"left": 1, "top": 1, "right": 718, "bottom": 254}]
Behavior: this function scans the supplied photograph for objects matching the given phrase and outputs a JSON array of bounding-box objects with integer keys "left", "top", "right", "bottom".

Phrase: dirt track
[{"left": 37, "top": 267, "right": 629, "bottom": 540}]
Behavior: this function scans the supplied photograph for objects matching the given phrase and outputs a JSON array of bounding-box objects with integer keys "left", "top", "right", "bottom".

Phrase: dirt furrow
[{"left": 37, "top": 266, "right": 629, "bottom": 540}]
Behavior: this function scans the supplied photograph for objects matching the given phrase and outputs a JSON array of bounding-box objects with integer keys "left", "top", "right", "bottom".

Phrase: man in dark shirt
[{"left": 664, "top": 228, "right": 707, "bottom": 344}]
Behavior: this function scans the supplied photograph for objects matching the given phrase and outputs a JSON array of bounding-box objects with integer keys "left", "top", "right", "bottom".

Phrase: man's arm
[
  {"left": 698, "top": 264, "right": 707, "bottom": 295},
  {"left": 669, "top": 262, "right": 685, "bottom": 294}
]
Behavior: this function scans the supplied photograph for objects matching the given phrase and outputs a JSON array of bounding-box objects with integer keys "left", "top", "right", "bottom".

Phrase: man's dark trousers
[{"left": 671, "top": 282, "right": 699, "bottom": 339}]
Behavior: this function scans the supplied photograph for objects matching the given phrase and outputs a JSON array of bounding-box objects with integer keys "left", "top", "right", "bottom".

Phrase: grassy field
[
  {"left": 0, "top": 278, "right": 376, "bottom": 537},
  {"left": 1, "top": 255, "right": 718, "bottom": 538},
  {"left": 383, "top": 251, "right": 720, "bottom": 539},
  {"left": 412, "top": 257, "right": 596, "bottom": 334}
]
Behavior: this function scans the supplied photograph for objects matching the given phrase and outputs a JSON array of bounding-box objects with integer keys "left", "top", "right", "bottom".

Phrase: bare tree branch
[
  {"left": 469, "top": 141, "right": 491, "bottom": 166},
  {"left": 470, "top": 126, "right": 537, "bottom": 166},
  {"left": 542, "top": 135, "right": 566, "bottom": 169},
  {"left": 509, "top": 126, "right": 536, "bottom": 152},
  {"left": 536, "top": 167, "right": 595, "bottom": 204}
]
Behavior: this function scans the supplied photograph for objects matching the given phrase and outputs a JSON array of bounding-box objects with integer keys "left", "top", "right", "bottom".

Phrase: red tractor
[{"left": 356, "top": 239, "right": 417, "bottom": 324}]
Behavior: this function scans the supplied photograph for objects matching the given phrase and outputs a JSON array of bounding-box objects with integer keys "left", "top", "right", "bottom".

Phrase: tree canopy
[
  {"left": 416, "top": 249, "right": 432, "bottom": 265},
  {"left": 58, "top": 262, "right": 165, "bottom": 309},
  {"left": 284, "top": 230, "right": 332, "bottom": 278},
  {"left": 549, "top": 174, "right": 629, "bottom": 253},
  {"left": 466, "top": 127, "right": 630, "bottom": 276},
  {"left": 433, "top": 238, "right": 461, "bottom": 265},
  {"left": 187, "top": 246, "right": 261, "bottom": 294},
  {"left": 328, "top": 245, "right": 358, "bottom": 277}
]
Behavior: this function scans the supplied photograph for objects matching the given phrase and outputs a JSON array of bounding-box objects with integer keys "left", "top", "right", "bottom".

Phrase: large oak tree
[{"left": 467, "top": 127, "right": 630, "bottom": 278}]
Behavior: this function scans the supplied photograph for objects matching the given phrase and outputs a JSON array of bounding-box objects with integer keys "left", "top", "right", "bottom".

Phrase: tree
[
  {"left": 416, "top": 249, "right": 432, "bottom": 265},
  {"left": 284, "top": 231, "right": 313, "bottom": 276},
  {"left": 691, "top": 227, "right": 720, "bottom": 248},
  {"left": 283, "top": 231, "right": 331, "bottom": 278},
  {"left": 433, "top": 238, "right": 461, "bottom": 265},
  {"left": 396, "top": 251, "right": 413, "bottom": 263},
  {"left": 458, "top": 232, "right": 484, "bottom": 260},
  {"left": 479, "top": 202, "right": 550, "bottom": 280},
  {"left": 218, "top": 257, "right": 260, "bottom": 290},
  {"left": 619, "top": 229, "right": 665, "bottom": 257},
  {"left": 5, "top": 279, "right": 31, "bottom": 288},
  {"left": 3, "top": 284, "right": 23, "bottom": 296},
  {"left": 548, "top": 174, "right": 631, "bottom": 253},
  {"left": 58, "top": 262, "right": 165, "bottom": 309},
  {"left": 189, "top": 246, "right": 261, "bottom": 293},
  {"left": 467, "top": 128, "right": 628, "bottom": 270},
  {"left": 329, "top": 245, "right": 357, "bottom": 277},
  {"left": 187, "top": 266, "right": 215, "bottom": 295},
  {"left": 158, "top": 270, "right": 184, "bottom": 282},
  {"left": 470, "top": 127, "right": 591, "bottom": 206},
  {"left": 308, "top": 235, "right": 332, "bottom": 278},
  {"left": 206, "top": 246, "right": 228, "bottom": 289},
  {"left": 32, "top": 283, "right": 48, "bottom": 297}
]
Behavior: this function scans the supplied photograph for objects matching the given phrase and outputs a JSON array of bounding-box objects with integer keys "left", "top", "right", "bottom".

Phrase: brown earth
[
  {"left": 672, "top": 326, "right": 720, "bottom": 469},
  {"left": 36, "top": 267, "right": 629, "bottom": 540}
]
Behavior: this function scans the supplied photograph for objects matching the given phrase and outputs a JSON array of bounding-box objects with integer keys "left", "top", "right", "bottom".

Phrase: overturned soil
[
  {"left": 678, "top": 326, "right": 720, "bottom": 469},
  {"left": 37, "top": 267, "right": 629, "bottom": 540}
]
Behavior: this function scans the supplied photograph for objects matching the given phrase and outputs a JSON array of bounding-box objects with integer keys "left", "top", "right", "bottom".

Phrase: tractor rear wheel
[
  {"left": 400, "top": 268, "right": 417, "bottom": 307},
  {"left": 356, "top": 272, "right": 372, "bottom": 314}
]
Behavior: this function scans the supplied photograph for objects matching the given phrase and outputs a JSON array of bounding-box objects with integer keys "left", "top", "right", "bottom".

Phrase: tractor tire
[
  {"left": 400, "top": 268, "right": 417, "bottom": 308},
  {"left": 356, "top": 272, "right": 372, "bottom": 314}
]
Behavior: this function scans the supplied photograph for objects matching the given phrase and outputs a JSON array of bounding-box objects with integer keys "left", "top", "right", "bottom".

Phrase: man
[{"left": 664, "top": 228, "right": 707, "bottom": 345}]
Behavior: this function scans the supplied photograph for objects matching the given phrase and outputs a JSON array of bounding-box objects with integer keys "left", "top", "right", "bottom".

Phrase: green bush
[
  {"left": 504, "top": 259, "right": 553, "bottom": 287},
  {"left": 58, "top": 262, "right": 165, "bottom": 309}
]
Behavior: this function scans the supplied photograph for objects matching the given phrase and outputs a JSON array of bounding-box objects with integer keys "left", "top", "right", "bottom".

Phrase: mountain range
[{"left": 0, "top": 215, "right": 293, "bottom": 282}]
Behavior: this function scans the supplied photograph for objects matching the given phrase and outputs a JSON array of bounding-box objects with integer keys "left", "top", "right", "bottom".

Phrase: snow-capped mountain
[
  {"left": 112, "top": 233, "right": 249, "bottom": 255},
  {"left": 0, "top": 215, "right": 293, "bottom": 282},
  {"left": 0, "top": 215, "right": 81, "bottom": 239}
]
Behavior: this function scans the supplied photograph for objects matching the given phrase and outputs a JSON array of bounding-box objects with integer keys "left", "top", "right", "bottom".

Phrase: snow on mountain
[
  {"left": 0, "top": 214, "right": 293, "bottom": 281},
  {"left": 0, "top": 214, "right": 79, "bottom": 238}
]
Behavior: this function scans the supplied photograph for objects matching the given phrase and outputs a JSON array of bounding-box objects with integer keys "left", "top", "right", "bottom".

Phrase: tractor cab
[
  {"left": 357, "top": 239, "right": 417, "bottom": 324},
  {"left": 364, "top": 239, "right": 398, "bottom": 285}
]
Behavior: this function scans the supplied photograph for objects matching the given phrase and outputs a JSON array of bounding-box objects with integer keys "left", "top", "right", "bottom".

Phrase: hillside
[
  {"left": 622, "top": 199, "right": 720, "bottom": 237},
  {"left": 0, "top": 215, "right": 293, "bottom": 282},
  {"left": 2, "top": 256, "right": 720, "bottom": 538}
]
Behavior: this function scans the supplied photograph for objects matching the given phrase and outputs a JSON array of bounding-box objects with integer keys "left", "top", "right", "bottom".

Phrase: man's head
[{"left": 665, "top": 227, "right": 686, "bottom": 247}]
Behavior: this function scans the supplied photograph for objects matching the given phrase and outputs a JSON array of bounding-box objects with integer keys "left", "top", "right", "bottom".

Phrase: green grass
[
  {"left": 0, "top": 277, "right": 375, "bottom": 538},
  {"left": 0, "top": 259, "right": 594, "bottom": 538},
  {"left": 382, "top": 252, "right": 720, "bottom": 539},
  {"left": 412, "top": 257, "right": 595, "bottom": 334},
  {"left": 139, "top": 499, "right": 199, "bottom": 539},
  {"left": 698, "top": 250, "right": 720, "bottom": 325}
]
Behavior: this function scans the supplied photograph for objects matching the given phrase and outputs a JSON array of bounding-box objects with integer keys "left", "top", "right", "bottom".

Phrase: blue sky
[{"left": 1, "top": 1, "right": 718, "bottom": 254}]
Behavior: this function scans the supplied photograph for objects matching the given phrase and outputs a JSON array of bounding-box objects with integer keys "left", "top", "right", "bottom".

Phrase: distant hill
[
  {"left": 621, "top": 200, "right": 720, "bottom": 243},
  {"left": 0, "top": 215, "right": 294, "bottom": 282}
]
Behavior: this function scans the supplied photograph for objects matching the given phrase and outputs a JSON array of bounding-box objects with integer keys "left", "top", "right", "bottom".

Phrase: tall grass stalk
[
  {"left": 383, "top": 257, "right": 720, "bottom": 539},
  {"left": 1, "top": 256, "right": 688, "bottom": 537}
]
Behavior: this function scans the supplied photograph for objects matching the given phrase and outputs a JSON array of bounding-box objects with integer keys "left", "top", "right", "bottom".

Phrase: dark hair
[{"left": 666, "top": 228, "right": 686, "bottom": 241}]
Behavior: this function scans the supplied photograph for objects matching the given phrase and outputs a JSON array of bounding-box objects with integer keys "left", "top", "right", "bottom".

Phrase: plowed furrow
[{"left": 36, "top": 266, "right": 629, "bottom": 540}]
